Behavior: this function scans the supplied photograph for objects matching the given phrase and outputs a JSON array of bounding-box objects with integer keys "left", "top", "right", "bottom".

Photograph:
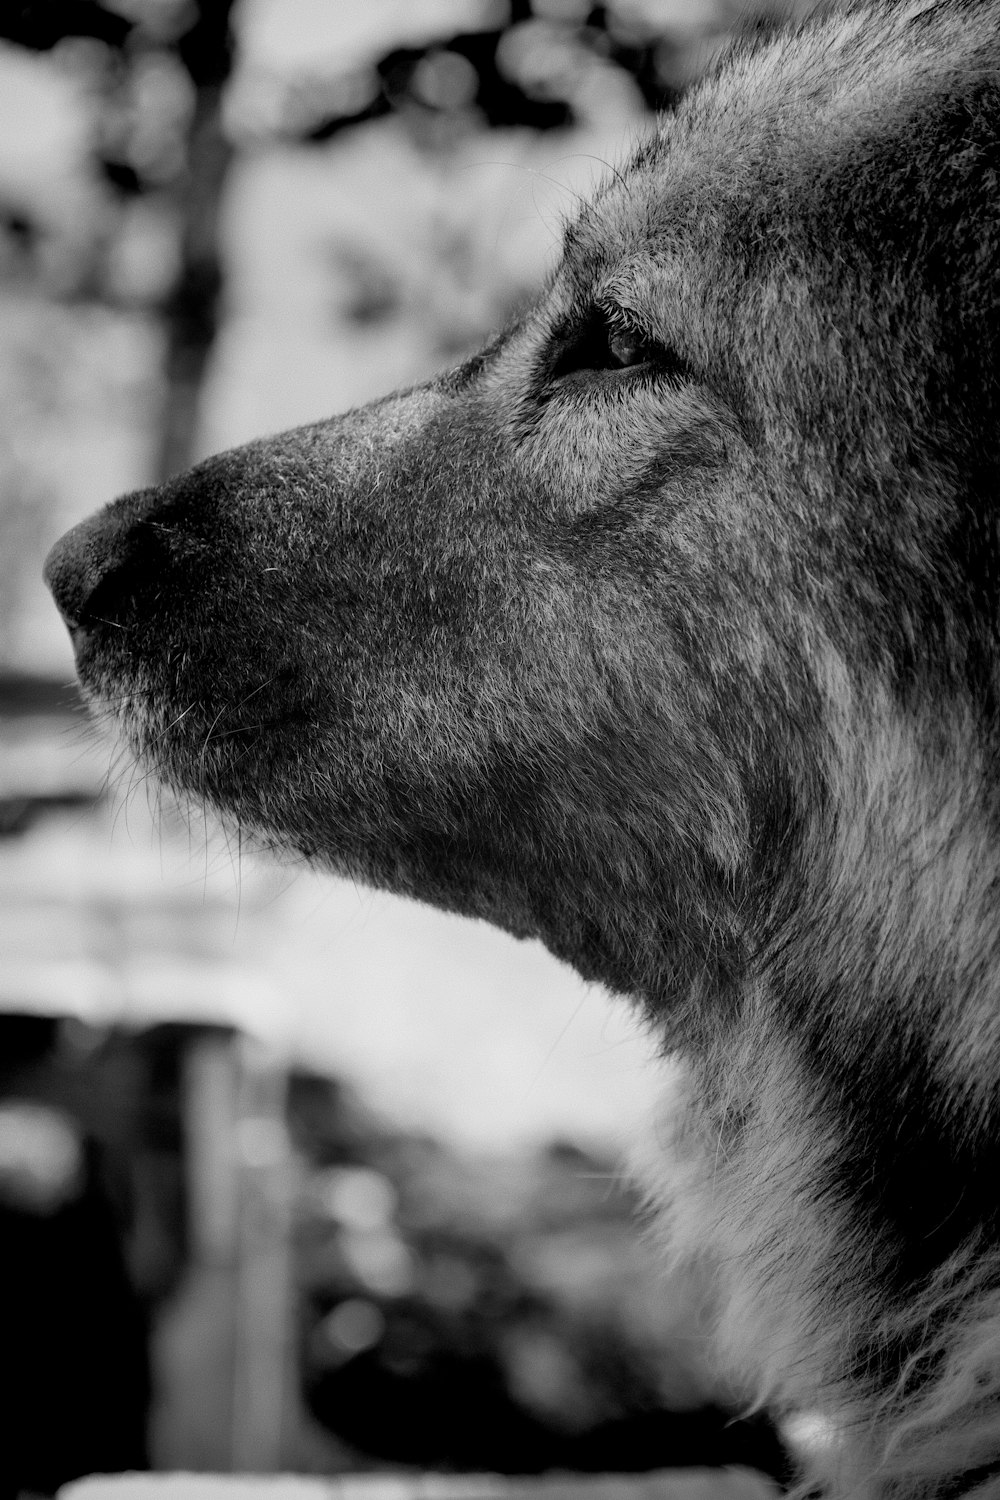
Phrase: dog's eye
[
  {"left": 547, "top": 304, "right": 683, "bottom": 386},
  {"left": 606, "top": 325, "right": 653, "bottom": 368}
]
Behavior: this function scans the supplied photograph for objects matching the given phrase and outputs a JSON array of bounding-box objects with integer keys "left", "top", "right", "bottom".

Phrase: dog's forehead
[{"left": 564, "top": 0, "right": 996, "bottom": 285}]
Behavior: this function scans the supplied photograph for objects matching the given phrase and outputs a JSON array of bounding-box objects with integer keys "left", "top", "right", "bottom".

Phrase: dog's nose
[{"left": 43, "top": 503, "right": 164, "bottom": 633}]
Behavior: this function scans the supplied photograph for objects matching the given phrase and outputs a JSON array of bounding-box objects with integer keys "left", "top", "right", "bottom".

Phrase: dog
[{"left": 43, "top": 0, "right": 1000, "bottom": 1492}]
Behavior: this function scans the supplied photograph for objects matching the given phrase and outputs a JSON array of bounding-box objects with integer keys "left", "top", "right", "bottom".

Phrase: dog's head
[{"left": 44, "top": 1, "right": 1000, "bottom": 1031}]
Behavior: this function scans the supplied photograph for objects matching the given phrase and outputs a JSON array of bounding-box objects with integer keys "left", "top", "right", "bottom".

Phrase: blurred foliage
[
  {"left": 0, "top": 0, "right": 740, "bottom": 307},
  {"left": 288, "top": 1072, "right": 791, "bottom": 1479},
  {"left": 2, "top": 0, "right": 725, "bottom": 158}
]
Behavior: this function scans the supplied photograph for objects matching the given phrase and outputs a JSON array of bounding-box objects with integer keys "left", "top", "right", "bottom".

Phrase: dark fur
[{"left": 44, "top": 2, "right": 1000, "bottom": 1492}]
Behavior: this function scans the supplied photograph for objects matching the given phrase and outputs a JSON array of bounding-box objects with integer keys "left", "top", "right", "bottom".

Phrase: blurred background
[{"left": 0, "top": 1, "right": 796, "bottom": 1494}]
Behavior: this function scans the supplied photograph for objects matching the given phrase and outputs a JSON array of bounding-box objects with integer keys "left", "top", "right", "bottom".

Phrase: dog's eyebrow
[
  {"left": 556, "top": 255, "right": 686, "bottom": 346},
  {"left": 595, "top": 276, "right": 656, "bottom": 323}
]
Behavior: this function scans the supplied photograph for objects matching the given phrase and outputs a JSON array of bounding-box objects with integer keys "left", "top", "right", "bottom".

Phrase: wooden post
[
  {"left": 152, "top": 1028, "right": 241, "bottom": 1470},
  {"left": 231, "top": 1037, "right": 296, "bottom": 1473}
]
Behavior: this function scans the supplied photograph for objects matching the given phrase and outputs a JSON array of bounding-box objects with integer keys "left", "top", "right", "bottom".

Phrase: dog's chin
[{"left": 86, "top": 683, "right": 549, "bottom": 941}]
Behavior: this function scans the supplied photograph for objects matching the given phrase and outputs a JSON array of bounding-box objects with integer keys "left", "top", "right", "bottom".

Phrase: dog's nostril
[
  {"left": 43, "top": 512, "right": 164, "bottom": 633},
  {"left": 74, "top": 559, "right": 143, "bottom": 630}
]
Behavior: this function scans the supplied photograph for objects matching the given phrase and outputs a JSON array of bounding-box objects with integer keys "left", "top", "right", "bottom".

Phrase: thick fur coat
[{"left": 45, "top": 2, "right": 1000, "bottom": 1493}]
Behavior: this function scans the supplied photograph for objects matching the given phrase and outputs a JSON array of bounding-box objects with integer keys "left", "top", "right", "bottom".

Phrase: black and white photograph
[{"left": 2, "top": 1, "right": 999, "bottom": 1497}]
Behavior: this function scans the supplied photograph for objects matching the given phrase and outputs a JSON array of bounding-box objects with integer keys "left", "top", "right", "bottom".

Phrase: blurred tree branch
[
  {"left": 2, "top": 0, "right": 236, "bottom": 480},
  {"left": 157, "top": 0, "right": 236, "bottom": 480}
]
